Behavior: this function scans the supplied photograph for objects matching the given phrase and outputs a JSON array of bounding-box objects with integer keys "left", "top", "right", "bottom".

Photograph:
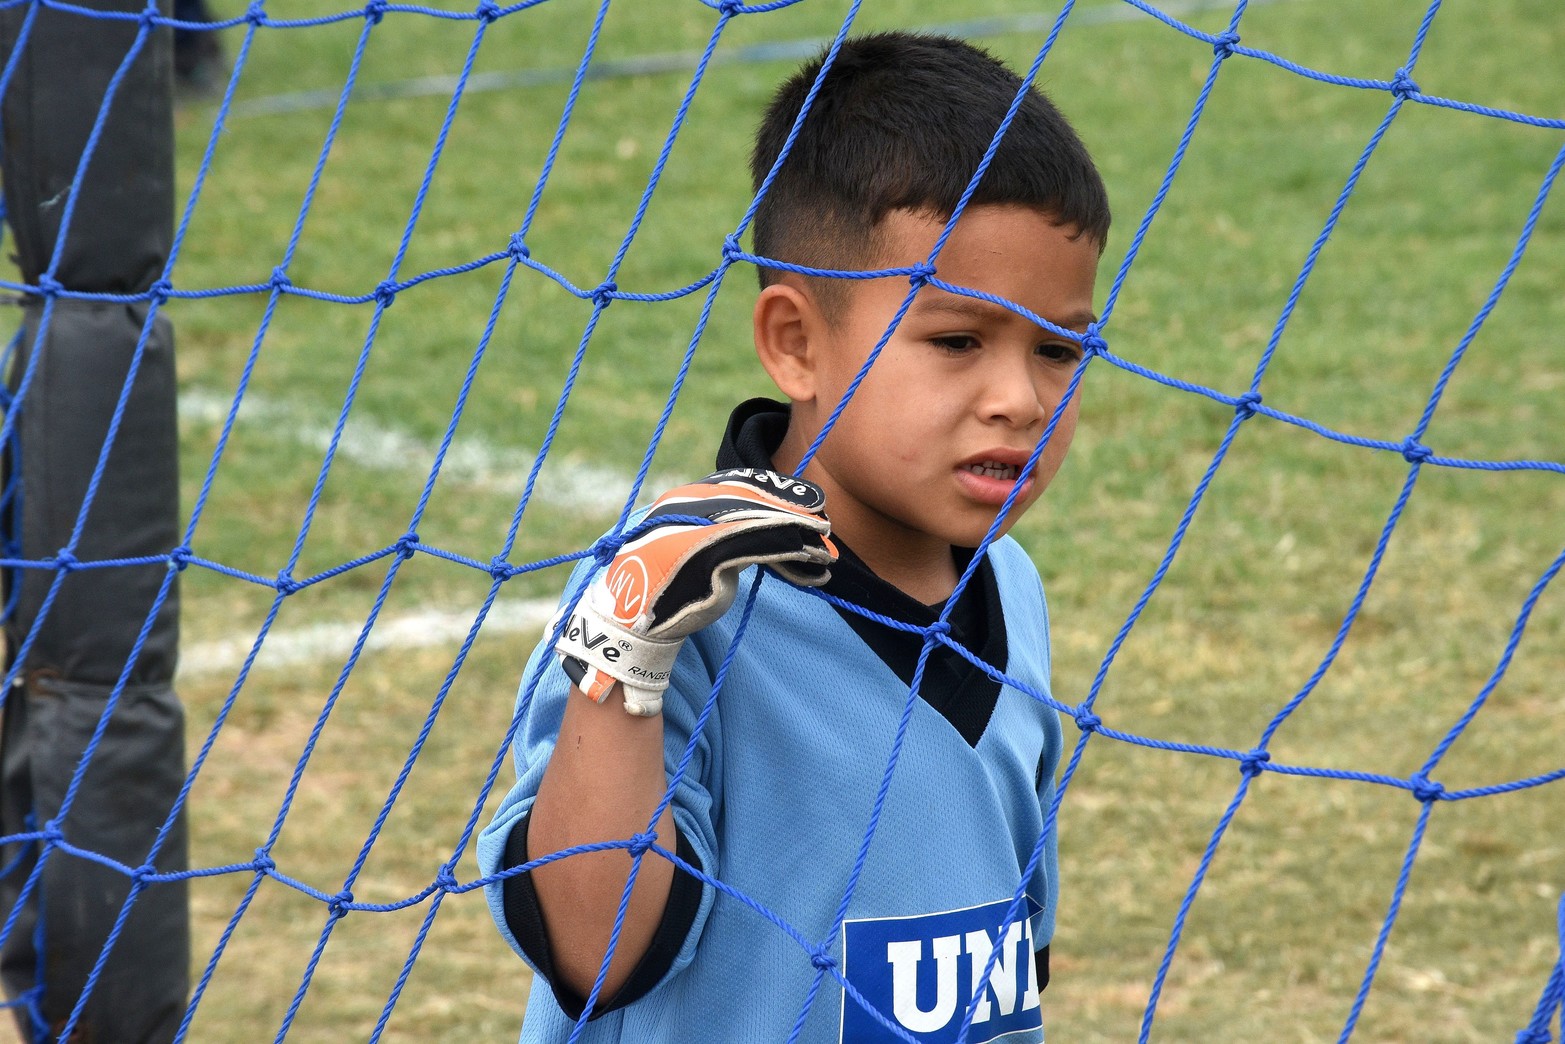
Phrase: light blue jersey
[{"left": 478, "top": 536, "right": 1063, "bottom": 1044}]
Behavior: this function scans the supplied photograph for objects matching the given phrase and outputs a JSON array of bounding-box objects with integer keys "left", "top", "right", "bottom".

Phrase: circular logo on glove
[{"left": 606, "top": 555, "right": 650, "bottom": 624}]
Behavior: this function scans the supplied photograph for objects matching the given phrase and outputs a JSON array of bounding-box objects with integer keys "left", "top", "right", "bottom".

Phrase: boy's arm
[
  {"left": 511, "top": 469, "right": 836, "bottom": 1009},
  {"left": 487, "top": 639, "right": 709, "bottom": 1021},
  {"left": 526, "top": 680, "right": 680, "bottom": 1001}
]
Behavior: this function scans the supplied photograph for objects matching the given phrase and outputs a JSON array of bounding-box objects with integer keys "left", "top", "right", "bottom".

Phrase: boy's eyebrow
[{"left": 913, "top": 294, "right": 1099, "bottom": 332}]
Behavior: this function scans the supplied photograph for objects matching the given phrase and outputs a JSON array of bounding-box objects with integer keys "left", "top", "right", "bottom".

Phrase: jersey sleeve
[
  {"left": 476, "top": 557, "right": 721, "bottom": 1017},
  {"left": 1032, "top": 761, "right": 1062, "bottom": 952},
  {"left": 1023, "top": 547, "right": 1064, "bottom": 955}
]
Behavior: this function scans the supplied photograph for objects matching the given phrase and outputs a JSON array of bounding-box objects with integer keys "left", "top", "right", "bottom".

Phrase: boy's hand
[{"left": 555, "top": 469, "right": 836, "bottom": 715}]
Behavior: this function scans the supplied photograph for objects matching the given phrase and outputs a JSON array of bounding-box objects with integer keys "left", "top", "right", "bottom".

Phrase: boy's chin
[{"left": 944, "top": 512, "right": 1026, "bottom": 551}]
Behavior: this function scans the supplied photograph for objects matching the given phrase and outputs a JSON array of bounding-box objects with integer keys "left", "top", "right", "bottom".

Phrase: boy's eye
[
  {"left": 931, "top": 334, "right": 979, "bottom": 353},
  {"left": 1037, "top": 341, "right": 1083, "bottom": 363}
]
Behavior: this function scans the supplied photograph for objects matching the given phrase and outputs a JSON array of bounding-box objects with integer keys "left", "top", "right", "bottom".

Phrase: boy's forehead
[
  {"left": 870, "top": 203, "right": 1086, "bottom": 253},
  {"left": 845, "top": 205, "right": 1100, "bottom": 328},
  {"left": 910, "top": 289, "right": 1098, "bottom": 332}
]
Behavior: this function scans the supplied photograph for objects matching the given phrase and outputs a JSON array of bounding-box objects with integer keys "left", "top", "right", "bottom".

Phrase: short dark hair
[{"left": 749, "top": 32, "right": 1111, "bottom": 298}]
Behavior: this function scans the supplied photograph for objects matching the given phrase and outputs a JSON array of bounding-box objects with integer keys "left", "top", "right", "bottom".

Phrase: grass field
[{"left": 17, "top": 0, "right": 1565, "bottom": 1039}]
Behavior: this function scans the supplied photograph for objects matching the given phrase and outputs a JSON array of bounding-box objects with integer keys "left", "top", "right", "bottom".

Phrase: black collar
[{"left": 716, "top": 398, "right": 1006, "bottom": 746}]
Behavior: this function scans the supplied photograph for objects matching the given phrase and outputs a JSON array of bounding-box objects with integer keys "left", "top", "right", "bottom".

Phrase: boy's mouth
[
  {"left": 955, "top": 451, "right": 1035, "bottom": 507},
  {"left": 964, "top": 460, "right": 1020, "bottom": 481}
]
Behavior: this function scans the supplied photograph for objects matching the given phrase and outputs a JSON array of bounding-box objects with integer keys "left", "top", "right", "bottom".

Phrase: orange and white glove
[{"left": 555, "top": 469, "right": 836, "bottom": 715}]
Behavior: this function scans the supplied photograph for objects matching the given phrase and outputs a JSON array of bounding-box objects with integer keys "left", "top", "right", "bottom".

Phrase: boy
[{"left": 479, "top": 31, "right": 1110, "bottom": 1043}]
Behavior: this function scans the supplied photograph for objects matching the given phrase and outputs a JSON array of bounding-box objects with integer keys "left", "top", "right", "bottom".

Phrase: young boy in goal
[{"left": 479, "top": 30, "right": 1111, "bottom": 1043}]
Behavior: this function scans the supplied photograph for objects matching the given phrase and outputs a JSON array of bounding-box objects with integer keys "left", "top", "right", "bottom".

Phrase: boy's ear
[{"left": 753, "top": 281, "right": 821, "bottom": 403}]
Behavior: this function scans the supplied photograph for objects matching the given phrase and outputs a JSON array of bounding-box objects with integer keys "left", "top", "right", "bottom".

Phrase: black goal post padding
[{"left": 0, "top": 2, "right": 189, "bottom": 1041}]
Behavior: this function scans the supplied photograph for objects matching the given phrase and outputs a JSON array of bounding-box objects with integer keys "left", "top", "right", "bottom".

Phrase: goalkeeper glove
[{"left": 555, "top": 469, "right": 836, "bottom": 716}]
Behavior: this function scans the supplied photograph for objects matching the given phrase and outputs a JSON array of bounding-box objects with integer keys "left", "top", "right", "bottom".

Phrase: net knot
[
  {"left": 1410, "top": 774, "right": 1445, "bottom": 803},
  {"left": 717, "top": 0, "right": 745, "bottom": 15},
  {"left": 809, "top": 947, "right": 837, "bottom": 972},
  {"left": 275, "top": 570, "right": 302, "bottom": 595},
  {"left": 925, "top": 619, "right": 952, "bottom": 640},
  {"left": 148, "top": 278, "right": 174, "bottom": 306},
  {"left": 269, "top": 266, "right": 292, "bottom": 291},
  {"left": 167, "top": 544, "right": 193, "bottom": 572},
  {"left": 244, "top": 1, "right": 267, "bottom": 26},
  {"left": 1399, "top": 436, "right": 1432, "bottom": 464},
  {"left": 1211, "top": 31, "right": 1240, "bottom": 59},
  {"left": 626, "top": 831, "right": 656, "bottom": 857},
  {"left": 132, "top": 861, "right": 159, "bottom": 884},
  {"left": 721, "top": 234, "right": 743, "bottom": 263},
  {"left": 138, "top": 0, "right": 160, "bottom": 29},
  {"left": 251, "top": 850, "right": 277, "bottom": 874},
  {"left": 1390, "top": 67, "right": 1420, "bottom": 100},
  {"left": 487, "top": 554, "right": 515, "bottom": 581},
  {"left": 475, "top": 0, "right": 501, "bottom": 22},
  {"left": 908, "top": 261, "right": 936, "bottom": 288},
  {"left": 40, "top": 820, "right": 65, "bottom": 845},
  {"left": 589, "top": 281, "right": 618, "bottom": 308},
  {"left": 362, "top": 0, "right": 387, "bottom": 24},
  {"left": 53, "top": 548, "right": 81, "bottom": 573},
  {"left": 507, "top": 232, "right": 530, "bottom": 260},
  {"left": 1080, "top": 325, "right": 1108, "bottom": 358},
  {"left": 1073, "top": 709, "right": 1102, "bottom": 734},
  {"left": 434, "top": 864, "right": 461, "bottom": 892},
  {"left": 1233, "top": 391, "right": 1262, "bottom": 421},
  {"left": 374, "top": 279, "right": 399, "bottom": 308},
  {"left": 328, "top": 889, "right": 355, "bottom": 917},
  {"left": 394, "top": 530, "right": 420, "bottom": 560},
  {"left": 1239, "top": 747, "right": 1271, "bottom": 778},
  {"left": 590, "top": 534, "right": 623, "bottom": 567},
  {"left": 34, "top": 274, "right": 63, "bottom": 299}
]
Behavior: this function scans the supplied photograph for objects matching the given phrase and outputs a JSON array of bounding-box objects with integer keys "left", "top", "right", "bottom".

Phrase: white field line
[
  {"left": 181, "top": 387, "right": 668, "bottom": 514},
  {"left": 177, "top": 386, "right": 670, "bottom": 674},
  {"left": 179, "top": 596, "right": 559, "bottom": 677}
]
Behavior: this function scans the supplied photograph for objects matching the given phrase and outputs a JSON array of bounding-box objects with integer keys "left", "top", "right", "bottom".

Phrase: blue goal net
[{"left": 0, "top": 0, "right": 1560, "bottom": 1041}]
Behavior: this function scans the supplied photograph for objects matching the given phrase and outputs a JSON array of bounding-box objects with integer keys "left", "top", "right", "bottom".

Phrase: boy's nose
[{"left": 978, "top": 358, "right": 1048, "bottom": 428}]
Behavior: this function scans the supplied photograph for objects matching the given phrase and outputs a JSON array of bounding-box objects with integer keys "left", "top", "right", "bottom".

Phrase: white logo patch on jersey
[{"left": 840, "top": 898, "right": 1043, "bottom": 1043}]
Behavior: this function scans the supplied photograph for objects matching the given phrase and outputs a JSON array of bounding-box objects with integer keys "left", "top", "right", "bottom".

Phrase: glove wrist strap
[{"left": 555, "top": 604, "right": 683, "bottom": 716}]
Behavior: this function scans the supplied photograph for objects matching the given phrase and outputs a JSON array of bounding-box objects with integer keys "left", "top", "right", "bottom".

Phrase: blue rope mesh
[{"left": 0, "top": 0, "right": 1558, "bottom": 1040}]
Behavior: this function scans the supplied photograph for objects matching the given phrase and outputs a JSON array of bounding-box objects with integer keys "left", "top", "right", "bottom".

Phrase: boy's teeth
[{"left": 967, "top": 461, "right": 1016, "bottom": 479}]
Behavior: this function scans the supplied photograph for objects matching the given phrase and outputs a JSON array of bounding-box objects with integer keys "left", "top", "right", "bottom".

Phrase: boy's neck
[{"left": 847, "top": 538, "right": 961, "bottom": 606}]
